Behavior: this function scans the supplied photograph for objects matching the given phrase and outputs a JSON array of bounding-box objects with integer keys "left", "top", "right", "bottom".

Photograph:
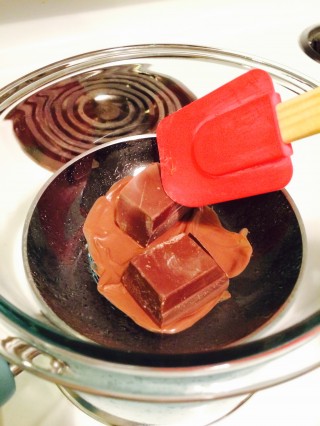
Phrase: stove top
[{"left": 0, "top": 0, "right": 319, "bottom": 425}]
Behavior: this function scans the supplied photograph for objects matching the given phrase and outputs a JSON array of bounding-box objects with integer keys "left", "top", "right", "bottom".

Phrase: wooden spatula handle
[{"left": 276, "top": 86, "right": 320, "bottom": 143}]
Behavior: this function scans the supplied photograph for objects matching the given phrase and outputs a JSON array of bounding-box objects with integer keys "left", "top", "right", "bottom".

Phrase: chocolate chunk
[
  {"left": 121, "top": 233, "right": 229, "bottom": 327},
  {"left": 115, "top": 163, "right": 190, "bottom": 246}
]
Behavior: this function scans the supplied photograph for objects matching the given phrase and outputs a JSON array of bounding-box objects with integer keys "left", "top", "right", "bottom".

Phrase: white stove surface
[
  {"left": 1, "top": 367, "right": 319, "bottom": 425},
  {"left": 0, "top": 0, "right": 319, "bottom": 425}
]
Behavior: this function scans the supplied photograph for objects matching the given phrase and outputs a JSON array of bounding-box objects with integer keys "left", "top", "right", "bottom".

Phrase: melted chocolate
[{"left": 83, "top": 165, "right": 253, "bottom": 334}]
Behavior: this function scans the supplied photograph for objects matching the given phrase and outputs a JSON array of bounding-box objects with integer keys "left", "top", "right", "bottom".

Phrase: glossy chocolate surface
[
  {"left": 115, "top": 163, "right": 190, "bottom": 246},
  {"left": 122, "top": 233, "right": 228, "bottom": 326},
  {"left": 84, "top": 175, "right": 250, "bottom": 333}
]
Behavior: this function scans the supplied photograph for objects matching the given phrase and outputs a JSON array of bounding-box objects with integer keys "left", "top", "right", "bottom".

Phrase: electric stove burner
[
  {"left": 300, "top": 25, "right": 320, "bottom": 63},
  {"left": 6, "top": 65, "right": 194, "bottom": 170}
]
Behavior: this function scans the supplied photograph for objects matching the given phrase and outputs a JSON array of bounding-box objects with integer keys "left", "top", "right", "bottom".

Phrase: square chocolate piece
[
  {"left": 115, "top": 163, "right": 190, "bottom": 246},
  {"left": 121, "top": 233, "right": 229, "bottom": 327}
]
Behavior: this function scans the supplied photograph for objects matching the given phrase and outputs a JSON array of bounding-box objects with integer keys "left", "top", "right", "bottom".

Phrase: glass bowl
[{"left": 0, "top": 44, "right": 319, "bottom": 426}]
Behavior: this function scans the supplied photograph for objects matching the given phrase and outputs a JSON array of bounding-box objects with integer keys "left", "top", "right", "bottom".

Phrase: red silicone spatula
[{"left": 156, "top": 69, "right": 320, "bottom": 207}]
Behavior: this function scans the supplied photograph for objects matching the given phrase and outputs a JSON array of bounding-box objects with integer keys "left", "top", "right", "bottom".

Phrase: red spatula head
[{"left": 156, "top": 69, "right": 293, "bottom": 207}]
